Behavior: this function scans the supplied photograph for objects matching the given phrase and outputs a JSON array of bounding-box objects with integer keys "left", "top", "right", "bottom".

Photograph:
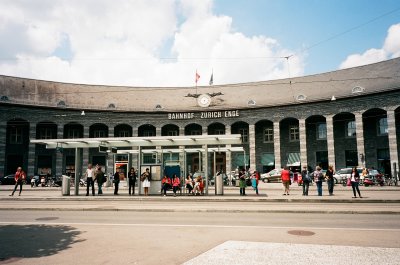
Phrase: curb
[
  {"left": 1, "top": 207, "right": 399, "bottom": 215},
  {"left": 2, "top": 197, "right": 400, "bottom": 203}
]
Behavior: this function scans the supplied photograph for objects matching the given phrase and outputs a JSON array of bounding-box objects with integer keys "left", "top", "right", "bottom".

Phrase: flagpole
[{"left": 196, "top": 69, "right": 198, "bottom": 95}]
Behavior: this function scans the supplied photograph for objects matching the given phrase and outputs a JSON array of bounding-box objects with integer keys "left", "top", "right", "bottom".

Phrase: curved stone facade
[{"left": 0, "top": 58, "right": 399, "bottom": 178}]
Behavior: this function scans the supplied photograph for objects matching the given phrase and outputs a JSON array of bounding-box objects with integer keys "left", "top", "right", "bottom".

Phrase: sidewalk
[
  {"left": 1, "top": 182, "right": 400, "bottom": 202},
  {"left": 1, "top": 183, "right": 400, "bottom": 214}
]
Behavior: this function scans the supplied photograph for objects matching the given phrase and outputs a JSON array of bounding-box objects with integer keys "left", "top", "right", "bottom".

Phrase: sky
[{"left": 0, "top": 0, "right": 399, "bottom": 87}]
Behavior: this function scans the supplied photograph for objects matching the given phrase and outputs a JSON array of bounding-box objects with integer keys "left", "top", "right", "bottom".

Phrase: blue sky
[
  {"left": 0, "top": 0, "right": 399, "bottom": 86},
  {"left": 213, "top": 0, "right": 400, "bottom": 75}
]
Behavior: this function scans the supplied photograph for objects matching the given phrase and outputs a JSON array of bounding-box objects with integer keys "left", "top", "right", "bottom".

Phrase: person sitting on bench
[
  {"left": 172, "top": 174, "right": 181, "bottom": 197},
  {"left": 161, "top": 175, "right": 172, "bottom": 196},
  {"left": 185, "top": 175, "right": 194, "bottom": 194},
  {"left": 193, "top": 175, "right": 204, "bottom": 195}
]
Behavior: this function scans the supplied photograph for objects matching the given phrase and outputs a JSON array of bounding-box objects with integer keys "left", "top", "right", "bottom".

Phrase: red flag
[{"left": 195, "top": 71, "right": 200, "bottom": 84}]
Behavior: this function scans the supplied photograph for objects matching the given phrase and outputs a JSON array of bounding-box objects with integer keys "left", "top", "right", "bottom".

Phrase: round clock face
[{"left": 197, "top": 94, "right": 211, "bottom": 107}]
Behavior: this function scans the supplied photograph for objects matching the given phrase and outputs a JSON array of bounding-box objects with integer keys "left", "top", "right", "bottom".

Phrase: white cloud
[
  {"left": 383, "top": 23, "right": 400, "bottom": 58},
  {"left": 339, "top": 23, "right": 400, "bottom": 69},
  {"left": 0, "top": 0, "right": 303, "bottom": 86}
]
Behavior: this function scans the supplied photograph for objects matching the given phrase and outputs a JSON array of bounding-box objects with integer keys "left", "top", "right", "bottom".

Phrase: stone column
[
  {"left": 0, "top": 121, "right": 6, "bottom": 176},
  {"left": 273, "top": 121, "right": 281, "bottom": 169},
  {"left": 179, "top": 126, "right": 185, "bottom": 136},
  {"left": 202, "top": 126, "right": 207, "bottom": 135},
  {"left": 156, "top": 126, "right": 161, "bottom": 137},
  {"left": 82, "top": 125, "right": 89, "bottom": 172},
  {"left": 249, "top": 124, "right": 256, "bottom": 170},
  {"left": 28, "top": 123, "right": 36, "bottom": 176},
  {"left": 225, "top": 125, "right": 232, "bottom": 175},
  {"left": 387, "top": 109, "right": 399, "bottom": 176},
  {"left": 354, "top": 112, "right": 365, "bottom": 167},
  {"left": 55, "top": 124, "right": 64, "bottom": 177},
  {"left": 299, "top": 119, "right": 307, "bottom": 168},
  {"left": 326, "top": 115, "right": 336, "bottom": 170}
]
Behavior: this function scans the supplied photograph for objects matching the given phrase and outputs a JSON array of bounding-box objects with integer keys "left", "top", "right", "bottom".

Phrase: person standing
[
  {"left": 95, "top": 165, "right": 105, "bottom": 195},
  {"left": 281, "top": 167, "right": 291, "bottom": 196},
  {"left": 85, "top": 164, "right": 95, "bottom": 196},
  {"left": 313, "top": 166, "right": 324, "bottom": 196},
  {"left": 251, "top": 171, "right": 260, "bottom": 195},
  {"left": 326, "top": 165, "right": 335, "bottom": 196},
  {"left": 141, "top": 168, "right": 151, "bottom": 196},
  {"left": 113, "top": 170, "right": 120, "bottom": 195},
  {"left": 239, "top": 170, "right": 246, "bottom": 196},
  {"left": 301, "top": 166, "right": 310, "bottom": 196},
  {"left": 172, "top": 174, "right": 181, "bottom": 197},
  {"left": 128, "top": 167, "right": 137, "bottom": 196},
  {"left": 351, "top": 167, "right": 362, "bottom": 198},
  {"left": 9, "top": 167, "right": 26, "bottom": 196}
]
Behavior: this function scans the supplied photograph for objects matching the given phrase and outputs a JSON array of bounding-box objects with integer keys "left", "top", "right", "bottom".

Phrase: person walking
[
  {"left": 313, "top": 166, "right": 324, "bottom": 196},
  {"left": 141, "top": 168, "right": 151, "bottom": 196},
  {"left": 326, "top": 165, "right": 335, "bottom": 196},
  {"left": 128, "top": 167, "right": 137, "bottom": 196},
  {"left": 172, "top": 174, "right": 181, "bottom": 197},
  {"left": 350, "top": 167, "right": 362, "bottom": 198},
  {"left": 113, "top": 170, "right": 120, "bottom": 195},
  {"left": 281, "top": 167, "right": 291, "bottom": 195},
  {"left": 85, "top": 163, "right": 95, "bottom": 196},
  {"left": 9, "top": 167, "right": 26, "bottom": 196},
  {"left": 95, "top": 165, "right": 105, "bottom": 195},
  {"left": 301, "top": 166, "right": 310, "bottom": 196}
]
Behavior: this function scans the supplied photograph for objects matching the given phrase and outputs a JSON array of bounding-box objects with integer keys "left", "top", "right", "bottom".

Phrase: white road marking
[{"left": 0, "top": 221, "right": 399, "bottom": 232}]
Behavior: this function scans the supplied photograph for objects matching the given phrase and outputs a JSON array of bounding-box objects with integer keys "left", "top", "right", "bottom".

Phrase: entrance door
[
  {"left": 6, "top": 155, "right": 23, "bottom": 175},
  {"left": 345, "top": 150, "right": 358, "bottom": 167}
]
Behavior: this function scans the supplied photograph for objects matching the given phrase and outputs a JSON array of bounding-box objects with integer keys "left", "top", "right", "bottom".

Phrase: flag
[
  {"left": 209, "top": 72, "right": 213, "bottom": 86},
  {"left": 195, "top": 71, "right": 200, "bottom": 84}
]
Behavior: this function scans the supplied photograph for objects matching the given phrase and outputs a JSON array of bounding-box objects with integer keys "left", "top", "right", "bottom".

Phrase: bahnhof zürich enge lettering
[{"left": 168, "top": 110, "right": 239, "bottom": 120}]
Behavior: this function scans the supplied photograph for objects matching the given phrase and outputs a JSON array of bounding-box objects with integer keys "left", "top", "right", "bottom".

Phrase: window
[
  {"left": 117, "top": 130, "right": 130, "bottom": 137},
  {"left": 214, "top": 129, "right": 225, "bottom": 135},
  {"left": 289, "top": 126, "right": 299, "bottom": 141},
  {"left": 239, "top": 128, "right": 248, "bottom": 143},
  {"left": 263, "top": 127, "right": 274, "bottom": 142},
  {"left": 167, "top": 130, "right": 178, "bottom": 136},
  {"left": 378, "top": 118, "right": 388, "bottom": 135},
  {"left": 143, "top": 130, "right": 155, "bottom": 137},
  {"left": 38, "top": 128, "right": 54, "bottom": 139},
  {"left": 67, "top": 129, "right": 80, "bottom": 139},
  {"left": 316, "top": 123, "right": 327, "bottom": 140},
  {"left": 93, "top": 130, "right": 106, "bottom": 138},
  {"left": 9, "top": 127, "right": 22, "bottom": 144},
  {"left": 142, "top": 153, "right": 156, "bottom": 164},
  {"left": 346, "top": 121, "right": 356, "bottom": 137},
  {"left": 190, "top": 130, "right": 202, "bottom": 135}
]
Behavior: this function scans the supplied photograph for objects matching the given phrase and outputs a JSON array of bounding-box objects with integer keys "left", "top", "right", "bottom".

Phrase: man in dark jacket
[{"left": 301, "top": 166, "right": 310, "bottom": 196}]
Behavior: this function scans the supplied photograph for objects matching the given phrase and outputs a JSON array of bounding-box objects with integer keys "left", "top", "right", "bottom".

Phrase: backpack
[{"left": 303, "top": 172, "right": 311, "bottom": 183}]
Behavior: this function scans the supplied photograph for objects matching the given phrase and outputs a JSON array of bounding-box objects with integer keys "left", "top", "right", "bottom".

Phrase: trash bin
[
  {"left": 215, "top": 173, "right": 224, "bottom": 195},
  {"left": 62, "top": 175, "right": 70, "bottom": 196}
]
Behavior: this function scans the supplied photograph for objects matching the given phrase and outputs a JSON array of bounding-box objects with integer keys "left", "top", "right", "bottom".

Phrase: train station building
[{"left": 0, "top": 58, "right": 399, "bottom": 180}]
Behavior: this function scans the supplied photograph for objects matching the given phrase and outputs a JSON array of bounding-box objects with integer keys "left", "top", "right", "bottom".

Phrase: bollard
[{"left": 62, "top": 175, "right": 71, "bottom": 196}]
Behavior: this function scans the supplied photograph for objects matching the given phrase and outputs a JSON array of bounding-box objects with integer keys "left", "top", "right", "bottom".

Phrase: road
[{"left": 1, "top": 209, "right": 400, "bottom": 264}]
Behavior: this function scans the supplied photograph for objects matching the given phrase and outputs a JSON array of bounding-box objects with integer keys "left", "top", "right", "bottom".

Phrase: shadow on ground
[{"left": 0, "top": 224, "right": 84, "bottom": 263}]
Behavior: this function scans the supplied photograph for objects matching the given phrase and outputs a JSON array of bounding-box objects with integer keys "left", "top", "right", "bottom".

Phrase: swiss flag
[{"left": 195, "top": 71, "right": 200, "bottom": 83}]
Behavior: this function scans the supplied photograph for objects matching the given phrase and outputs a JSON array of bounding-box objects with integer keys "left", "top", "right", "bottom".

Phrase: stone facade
[{"left": 1, "top": 59, "right": 400, "bottom": 178}]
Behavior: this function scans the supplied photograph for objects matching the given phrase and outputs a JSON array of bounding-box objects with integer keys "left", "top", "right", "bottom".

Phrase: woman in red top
[
  {"left": 172, "top": 174, "right": 181, "bottom": 197},
  {"left": 10, "top": 167, "right": 26, "bottom": 196},
  {"left": 161, "top": 175, "right": 172, "bottom": 196},
  {"left": 281, "top": 167, "right": 291, "bottom": 195}
]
